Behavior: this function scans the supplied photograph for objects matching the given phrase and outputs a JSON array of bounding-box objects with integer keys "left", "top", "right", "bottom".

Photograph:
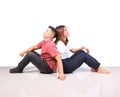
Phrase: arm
[
  {"left": 20, "top": 45, "right": 39, "bottom": 57},
  {"left": 54, "top": 53, "right": 65, "bottom": 80},
  {"left": 70, "top": 46, "right": 90, "bottom": 53}
]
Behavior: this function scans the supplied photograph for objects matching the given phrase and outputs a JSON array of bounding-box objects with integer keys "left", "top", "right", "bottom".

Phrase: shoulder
[
  {"left": 57, "top": 41, "right": 65, "bottom": 46},
  {"left": 46, "top": 40, "right": 56, "bottom": 47},
  {"left": 36, "top": 40, "right": 44, "bottom": 47}
]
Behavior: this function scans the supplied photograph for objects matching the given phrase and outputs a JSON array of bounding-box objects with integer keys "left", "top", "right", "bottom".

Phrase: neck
[
  {"left": 63, "top": 37, "right": 67, "bottom": 42},
  {"left": 44, "top": 37, "right": 52, "bottom": 41}
]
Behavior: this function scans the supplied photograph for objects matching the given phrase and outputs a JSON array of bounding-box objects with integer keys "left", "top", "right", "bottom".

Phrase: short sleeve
[
  {"left": 56, "top": 41, "right": 73, "bottom": 59},
  {"left": 36, "top": 41, "right": 43, "bottom": 49},
  {"left": 57, "top": 41, "right": 66, "bottom": 54}
]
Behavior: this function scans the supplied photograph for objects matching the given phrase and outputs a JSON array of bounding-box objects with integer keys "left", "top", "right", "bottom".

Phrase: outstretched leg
[{"left": 84, "top": 52, "right": 110, "bottom": 74}]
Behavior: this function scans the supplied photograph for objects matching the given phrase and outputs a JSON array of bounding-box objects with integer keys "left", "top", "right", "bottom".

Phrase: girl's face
[
  {"left": 43, "top": 28, "right": 54, "bottom": 38},
  {"left": 63, "top": 27, "right": 69, "bottom": 38}
]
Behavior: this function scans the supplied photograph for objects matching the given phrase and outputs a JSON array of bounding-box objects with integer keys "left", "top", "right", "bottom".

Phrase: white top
[{"left": 56, "top": 41, "right": 72, "bottom": 59}]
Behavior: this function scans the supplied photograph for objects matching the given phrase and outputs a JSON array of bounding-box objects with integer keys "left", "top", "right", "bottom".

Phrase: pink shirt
[{"left": 36, "top": 39, "right": 58, "bottom": 71}]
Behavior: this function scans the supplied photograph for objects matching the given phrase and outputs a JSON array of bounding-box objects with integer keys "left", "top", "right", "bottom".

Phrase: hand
[
  {"left": 19, "top": 52, "right": 25, "bottom": 57},
  {"left": 58, "top": 74, "right": 66, "bottom": 80}
]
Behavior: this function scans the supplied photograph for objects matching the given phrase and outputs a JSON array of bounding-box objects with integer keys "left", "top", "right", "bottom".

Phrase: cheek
[
  {"left": 65, "top": 32, "right": 69, "bottom": 37},
  {"left": 44, "top": 31, "right": 49, "bottom": 35},
  {"left": 43, "top": 32, "right": 45, "bottom": 36},
  {"left": 67, "top": 33, "right": 70, "bottom": 37},
  {"left": 43, "top": 32, "right": 48, "bottom": 37},
  {"left": 67, "top": 32, "right": 69, "bottom": 35}
]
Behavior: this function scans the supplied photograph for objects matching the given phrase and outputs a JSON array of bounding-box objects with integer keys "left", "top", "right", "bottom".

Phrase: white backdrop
[{"left": 0, "top": 0, "right": 120, "bottom": 66}]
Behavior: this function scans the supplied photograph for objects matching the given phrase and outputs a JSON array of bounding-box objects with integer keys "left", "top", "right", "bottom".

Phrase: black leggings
[{"left": 17, "top": 51, "right": 53, "bottom": 74}]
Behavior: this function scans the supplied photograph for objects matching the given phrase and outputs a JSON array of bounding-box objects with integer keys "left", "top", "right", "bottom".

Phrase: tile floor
[{"left": 0, "top": 66, "right": 120, "bottom": 97}]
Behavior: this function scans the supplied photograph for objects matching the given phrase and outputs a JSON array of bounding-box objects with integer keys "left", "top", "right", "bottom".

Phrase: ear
[{"left": 51, "top": 32, "right": 55, "bottom": 38}]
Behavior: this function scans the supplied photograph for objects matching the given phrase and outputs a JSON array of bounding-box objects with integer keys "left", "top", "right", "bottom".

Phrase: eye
[{"left": 46, "top": 29, "right": 49, "bottom": 33}]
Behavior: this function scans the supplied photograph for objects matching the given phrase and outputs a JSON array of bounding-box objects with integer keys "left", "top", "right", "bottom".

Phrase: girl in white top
[{"left": 55, "top": 25, "right": 110, "bottom": 74}]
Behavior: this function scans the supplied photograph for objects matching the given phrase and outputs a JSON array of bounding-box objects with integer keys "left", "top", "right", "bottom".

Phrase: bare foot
[{"left": 97, "top": 67, "right": 110, "bottom": 74}]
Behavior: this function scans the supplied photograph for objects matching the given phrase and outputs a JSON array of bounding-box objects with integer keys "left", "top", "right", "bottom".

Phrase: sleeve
[
  {"left": 56, "top": 41, "right": 66, "bottom": 54},
  {"left": 36, "top": 41, "right": 43, "bottom": 49}
]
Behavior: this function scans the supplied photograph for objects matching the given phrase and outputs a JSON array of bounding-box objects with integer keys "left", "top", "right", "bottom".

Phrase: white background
[{"left": 0, "top": 0, "right": 120, "bottom": 66}]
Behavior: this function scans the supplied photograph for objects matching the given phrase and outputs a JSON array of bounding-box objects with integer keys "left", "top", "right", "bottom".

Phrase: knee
[
  {"left": 80, "top": 50, "right": 86, "bottom": 53},
  {"left": 26, "top": 52, "right": 34, "bottom": 57},
  {"left": 77, "top": 50, "right": 86, "bottom": 56},
  {"left": 77, "top": 50, "right": 85, "bottom": 53}
]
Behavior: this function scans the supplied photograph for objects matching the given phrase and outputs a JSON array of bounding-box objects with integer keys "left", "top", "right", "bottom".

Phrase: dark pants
[
  {"left": 16, "top": 51, "right": 53, "bottom": 74},
  {"left": 62, "top": 50, "right": 100, "bottom": 73}
]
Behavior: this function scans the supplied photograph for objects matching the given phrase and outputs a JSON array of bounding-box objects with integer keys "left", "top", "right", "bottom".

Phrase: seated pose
[
  {"left": 54, "top": 25, "right": 110, "bottom": 74},
  {"left": 10, "top": 26, "right": 65, "bottom": 80}
]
